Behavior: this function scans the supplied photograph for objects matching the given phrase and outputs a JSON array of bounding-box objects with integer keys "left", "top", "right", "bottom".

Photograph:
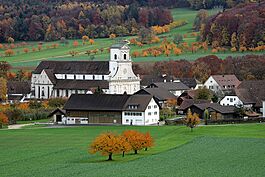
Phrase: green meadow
[
  {"left": 0, "top": 8, "right": 264, "bottom": 68},
  {"left": 0, "top": 124, "right": 265, "bottom": 176}
]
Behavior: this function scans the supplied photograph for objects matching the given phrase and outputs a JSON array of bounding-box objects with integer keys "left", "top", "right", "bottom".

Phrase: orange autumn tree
[
  {"left": 109, "top": 33, "right": 116, "bottom": 39},
  {"left": 89, "top": 39, "right": 95, "bottom": 45},
  {"left": 122, "top": 130, "right": 146, "bottom": 154},
  {"left": 82, "top": 35, "right": 89, "bottom": 45},
  {"left": 18, "top": 103, "right": 29, "bottom": 110},
  {"left": 5, "top": 49, "right": 14, "bottom": 57},
  {"left": 90, "top": 132, "right": 122, "bottom": 161},
  {"left": 184, "top": 109, "right": 200, "bottom": 132},
  {"left": 118, "top": 135, "right": 132, "bottom": 157},
  {"left": 73, "top": 40, "right": 79, "bottom": 47},
  {"left": 0, "top": 112, "right": 8, "bottom": 129},
  {"left": 23, "top": 48, "right": 29, "bottom": 53},
  {"left": 143, "top": 132, "right": 154, "bottom": 151}
]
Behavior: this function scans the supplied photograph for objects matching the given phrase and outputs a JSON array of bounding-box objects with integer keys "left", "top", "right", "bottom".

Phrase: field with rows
[{"left": 0, "top": 124, "right": 265, "bottom": 176}]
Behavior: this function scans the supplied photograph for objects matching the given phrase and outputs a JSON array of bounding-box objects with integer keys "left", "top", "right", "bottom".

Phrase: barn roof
[
  {"left": 64, "top": 94, "right": 156, "bottom": 112},
  {"left": 7, "top": 81, "right": 31, "bottom": 94},
  {"left": 193, "top": 103, "right": 235, "bottom": 114},
  {"left": 237, "top": 80, "right": 265, "bottom": 107},
  {"left": 148, "top": 82, "right": 190, "bottom": 91},
  {"left": 123, "top": 95, "right": 153, "bottom": 112},
  {"left": 135, "top": 88, "right": 176, "bottom": 101},
  {"left": 54, "top": 80, "right": 109, "bottom": 90},
  {"left": 64, "top": 94, "right": 130, "bottom": 111},
  {"left": 33, "top": 61, "right": 110, "bottom": 75}
]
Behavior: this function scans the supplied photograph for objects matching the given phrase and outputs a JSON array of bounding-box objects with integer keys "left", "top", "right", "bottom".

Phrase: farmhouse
[
  {"left": 220, "top": 80, "right": 265, "bottom": 113},
  {"left": 189, "top": 103, "right": 236, "bottom": 120},
  {"left": 146, "top": 81, "right": 190, "bottom": 97},
  {"left": 7, "top": 81, "right": 31, "bottom": 103},
  {"left": 204, "top": 75, "right": 241, "bottom": 94},
  {"left": 134, "top": 87, "right": 177, "bottom": 108},
  {"left": 31, "top": 43, "right": 140, "bottom": 99},
  {"left": 59, "top": 94, "right": 160, "bottom": 125}
]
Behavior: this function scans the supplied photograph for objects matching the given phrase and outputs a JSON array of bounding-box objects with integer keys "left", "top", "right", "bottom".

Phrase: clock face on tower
[{"left": 123, "top": 68, "right": 127, "bottom": 74}]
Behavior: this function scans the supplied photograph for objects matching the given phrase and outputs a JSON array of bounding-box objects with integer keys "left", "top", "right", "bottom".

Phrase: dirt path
[{"left": 8, "top": 124, "right": 34, "bottom": 129}]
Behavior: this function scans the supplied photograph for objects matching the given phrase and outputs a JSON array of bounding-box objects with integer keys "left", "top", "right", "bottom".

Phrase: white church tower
[{"left": 108, "top": 43, "right": 141, "bottom": 94}]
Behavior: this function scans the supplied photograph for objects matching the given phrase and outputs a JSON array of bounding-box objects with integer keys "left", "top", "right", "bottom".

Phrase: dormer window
[
  {"left": 128, "top": 104, "right": 138, "bottom": 109},
  {"left": 114, "top": 54, "right": 117, "bottom": 60},
  {"left": 124, "top": 54, "right": 126, "bottom": 60}
]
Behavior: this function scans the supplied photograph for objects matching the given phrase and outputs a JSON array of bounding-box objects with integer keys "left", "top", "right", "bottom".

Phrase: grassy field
[
  {"left": 0, "top": 124, "right": 265, "bottom": 177},
  {"left": 0, "top": 8, "right": 264, "bottom": 68}
]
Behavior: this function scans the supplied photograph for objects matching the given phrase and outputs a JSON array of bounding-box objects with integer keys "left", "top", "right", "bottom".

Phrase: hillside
[
  {"left": 0, "top": 6, "right": 264, "bottom": 69},
  {"left": 201, "top": 2, "right": 265, "bottom": 49}
]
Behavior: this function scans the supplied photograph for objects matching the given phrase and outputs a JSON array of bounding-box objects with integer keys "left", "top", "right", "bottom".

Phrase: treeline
[
  {"left": 199, "top": 2, "right": 265, "bottom": 49},
  {"left": 188, "top": 0, "right": 253, "bottom": 10},
  {"left": 0, "top": 2, "right": 172, "bottom": 42},
  {"left": 135, "top": 55, "right": 265, "bottom": 82}
]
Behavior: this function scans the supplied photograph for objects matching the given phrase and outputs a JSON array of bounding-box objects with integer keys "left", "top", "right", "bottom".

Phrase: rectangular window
[
  {"left": 154, "top": 112, "right": 157, "bottom": 115},
  {"left": 148, "top": 106, "right": 151, "bottom": 109},
  {"left": 148, "top": 112, "right": 151, "bottom": 116},
  {"left": 230, "top": 98, "right": 233, "bottom": 102},
  {"left": 154, "top": 105, "right": 157, "bottom": 108}
]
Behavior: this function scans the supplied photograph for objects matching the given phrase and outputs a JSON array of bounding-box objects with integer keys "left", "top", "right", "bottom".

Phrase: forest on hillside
[
  {"left": 198, "top": 2, "right": 265, "bottom": 49},
  {"left": 0, "top": 0, "right": 253, "bottom": 42}
]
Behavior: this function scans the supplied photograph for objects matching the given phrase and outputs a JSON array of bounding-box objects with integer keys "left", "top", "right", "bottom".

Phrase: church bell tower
[{"left": 108, "top": 43, "right": 140, "bottom": 94}]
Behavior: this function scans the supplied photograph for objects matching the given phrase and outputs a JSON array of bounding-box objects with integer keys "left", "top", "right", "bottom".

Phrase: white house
[
  {"left": 220, "top": 95, "right": 243, "bottom": 107},
  {"left": 122, "top": 95, "right": 160, "bottom": 125},
  {"left": 204, "top": 75, "right": 241, "bottom": 94},
  {"left": 51, "top": 94, "right": 160, "bottom": 126},
  {"left": 31, "top": 43, "right": 140, "bottom": 99}
]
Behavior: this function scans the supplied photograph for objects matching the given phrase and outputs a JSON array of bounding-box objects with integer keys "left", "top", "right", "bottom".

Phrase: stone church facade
[{"left": 31, "top": 43, "right": 140, "bottom": 99}]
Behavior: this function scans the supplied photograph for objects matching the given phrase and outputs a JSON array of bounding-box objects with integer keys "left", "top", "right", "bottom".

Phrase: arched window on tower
[
  {"left": 114, "top": 54, "right": 117, "bottom": 60},
  {"left": 124, "top": 54, "right": 126, "bottom": 60}
]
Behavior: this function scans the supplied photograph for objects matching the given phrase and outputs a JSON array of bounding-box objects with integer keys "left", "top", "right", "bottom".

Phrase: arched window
[
  {"left": 124, "top": 54, "right": 126, "bottom": 60},
  {"left": 114, "top": 54, "right": 117, "bottom": 60}
]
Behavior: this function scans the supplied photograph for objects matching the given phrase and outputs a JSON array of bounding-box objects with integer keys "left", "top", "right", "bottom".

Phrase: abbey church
[{"left": 31, "top": 43, "right": 141, "bottom": 99}]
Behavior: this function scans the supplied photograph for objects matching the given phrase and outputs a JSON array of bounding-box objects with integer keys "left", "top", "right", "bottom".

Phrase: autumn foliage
[
  {"left": 184, "top": 109, "right": 200, "bottom": 132},
  {"left": 89, "top": 130, "right": 154, "bottom": 161},
  {"left": 0, "top": 112, "right": 8, "bottom": 128},
  {"left": 90, "top": 132, "right": 123, "bottom": 161}
]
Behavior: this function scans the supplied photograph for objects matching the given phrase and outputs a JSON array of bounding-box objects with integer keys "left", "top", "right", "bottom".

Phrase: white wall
[
  {"left": 122, "top": 112, "right": 145, "bottom": 125},
  {"left": 55, "top": 74, "right": 65, "bottom": 79},
  {"left": 33, "top": 71, "right": 53, "bottom": 99},
  {"left": 65, "top": 117, "right": 88, "bottom": 125},
  {"left": 122, "top": 98, "right": 160, "bottom": 126},
  {"left": 204, "top": 76, "right": 221, "bottom": 93},
  {"left": 220, "top": 96, "right": 243, "bottom": 106},
  {"left": 170, "top": 90, "right": 184, "bottom": 97},
  {"left": 144, "top": 98, "right": 160, "bottom": 125},
  {"left": 109, "top": 80, "right": 140, "bottom": 94},
  {"left": 262, "top": 101, "right": 265, "bottom": 117}
]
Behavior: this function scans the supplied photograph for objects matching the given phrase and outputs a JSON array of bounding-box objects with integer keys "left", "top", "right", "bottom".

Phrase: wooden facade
[{"left": 67, "top": 110, "right": 122, "bottom": 124}]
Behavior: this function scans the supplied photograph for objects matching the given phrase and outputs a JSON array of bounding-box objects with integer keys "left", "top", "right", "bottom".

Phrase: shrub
[
  {"left": 0, "top": 112, "right": 8, "bottom": 128},
  {"left": 5, "top": 108, "right": 22, "bottom": 124},
  {"left": 29, "top": 100, "right": 42, "bottom": 109}
]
